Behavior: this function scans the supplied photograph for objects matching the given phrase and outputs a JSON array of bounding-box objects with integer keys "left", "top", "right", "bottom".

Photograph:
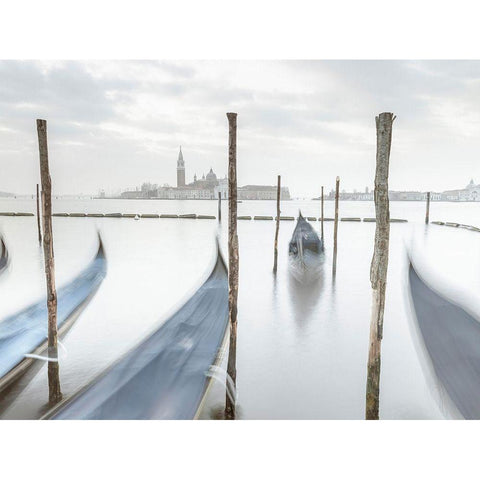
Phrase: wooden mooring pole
[
  {"left": 218, "top": 191, "right": 222, "bottom": 222},
  {"left": 332, "top": 177, "right": 340, "bottom": 276},
  {"left": 273, "top": 175, "right": 281, "bottom": 274},
  {"left": 321, "top": 185, "right": 324, "bottom": 244},
  {"left": 365, "top": 112, "right": 395, "bottom": 420},
  {"left": 225, "top": 112, "right": 239, "bottom": 420},
  {"left": 37, "top": 119, "right": 62, "bottom": 405},
  {"left": 36, "top": 183, "right": 42, "bottom": 243},
  {"left": 425, "top": 191, "right": 430, "bottom": 224}
]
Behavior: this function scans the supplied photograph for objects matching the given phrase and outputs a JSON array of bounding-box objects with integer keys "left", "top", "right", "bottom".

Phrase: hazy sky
[{"left": 1, "top": 60, "right": 480, "bottom": 197}]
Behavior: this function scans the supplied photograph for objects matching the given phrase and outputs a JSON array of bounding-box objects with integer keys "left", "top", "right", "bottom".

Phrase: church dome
[{"left": 206, "top": 167, "right": 217, "bottom": 182}]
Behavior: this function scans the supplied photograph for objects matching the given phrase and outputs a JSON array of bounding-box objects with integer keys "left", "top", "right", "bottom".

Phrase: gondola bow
[
  {"left": 409, "top": 261, "right": 480, "bottom": 419},
  {"left": 288, "top": 212, "right": 324, "bottom": 282},
  {"left": 44, "top": 241, "right": 228, "bottom": 420},
  {"left": 0, "top": 239, "right": 107, "bottom": 392}
]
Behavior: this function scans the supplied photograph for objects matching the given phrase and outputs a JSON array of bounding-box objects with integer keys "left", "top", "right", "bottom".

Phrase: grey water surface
[{"left": 1, "top": 198, "right": 480, "bottom": 419}]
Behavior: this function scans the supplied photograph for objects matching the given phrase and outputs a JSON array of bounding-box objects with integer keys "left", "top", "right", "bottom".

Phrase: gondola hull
[
  {"left": 44, "top": 243, "right": 228, "bottom": 420},
  {"left": 289, "top": 214, "right": 324, "bottom": 282},
  {"left": 0, "top": 238, "right": 8, "bottom": 274},
  {"left": 0, "top": 241, "right": 106, "bottom": 392},
  {"left": 409, "top": 261, "right": 480, "bottom": 419}
]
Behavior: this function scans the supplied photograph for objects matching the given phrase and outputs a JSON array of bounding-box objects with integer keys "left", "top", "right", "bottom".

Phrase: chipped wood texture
[
  {"left": 36, "top": 183, "right": 42, "bottom": 243},
  {"left": 332, "top": 177, "right": 340, "bottom": 276},
  {"left": 37, "top": 119, "right": 62, "bottom": 405},
  {"left": 321, "top": 186, "right": 324, "bottom": 243},
  {"left": 425, "top": 192, "right": 430, "bottom": 224},
  {"left": 273, "top": 175, "right": 281, "bottom": 274},
  {"left": 366, "top": 112, "right": 395, "bottom": 420},
  {"left": 225, "top": 112, "right": 239, "bottom": 420}
]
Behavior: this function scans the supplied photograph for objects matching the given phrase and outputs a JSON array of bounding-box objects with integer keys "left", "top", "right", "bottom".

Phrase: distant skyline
[{"left": 2, "top": 60, "right": 480, "bottom": 197}]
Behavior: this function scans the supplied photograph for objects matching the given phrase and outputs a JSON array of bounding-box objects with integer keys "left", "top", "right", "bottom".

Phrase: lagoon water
[{"left": 1, "top": 198, "right": 480, "bottom": 419}]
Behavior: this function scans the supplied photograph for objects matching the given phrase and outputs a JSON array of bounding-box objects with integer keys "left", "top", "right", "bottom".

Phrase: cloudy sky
[{"left": 1, "top": 60, "right": 480, "bottom": 197}]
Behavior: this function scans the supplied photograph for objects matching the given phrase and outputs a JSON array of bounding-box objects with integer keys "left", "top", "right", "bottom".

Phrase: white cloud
[{"left": 1, "top": 60, "right": 480, "bottom": 196}]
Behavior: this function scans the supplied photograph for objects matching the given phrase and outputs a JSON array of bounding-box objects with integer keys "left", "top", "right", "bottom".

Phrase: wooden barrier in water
[
  {"left": 218, "top": 192, "right": 222, "bottom": 223},
  {"left": 225, "top": 112, "right": 239, "bottom": 421},
  {"left": 320, "top": 186, "right": 324, "bottom": 243},
  {"left": 364, "top": 218, "right": 408, "bottom": 223},
  {"left": 0, "top": 211, "right": 415, "bottom": 223},
  {"left": 273, "top": 175, "right": 281, "bottom": 274},
  {"left": 366, "top": 111, "right": 395, "bottom": 420},
  {"left": 332, "top": 176, "right": 340, "bottom": 277},
  {"left": 430, "top": 221, "right": 480, "bottom": 233},
  {"left": 425, "top": 192, "right": 431, "bottom": 224},
  {"left": 37, "top": 118, "right": 62, "bottom": 405},
  {"left": 0, "top": 211, "right": 417, "bottom": 226}
]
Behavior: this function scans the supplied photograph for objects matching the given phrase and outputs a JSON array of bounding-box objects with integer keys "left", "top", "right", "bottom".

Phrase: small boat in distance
[
  {"left": 0, "top": 237, "right": 107, "bottom": 393},
  {"left": 289, "top": 212, "right": 324, "bottom": 283},
  {"left": 409, "top": 260, "right": 480, "bottom": 419},
  {"left": 0, "top": 237, "right": 8, "bottom": 273},
  {"left": 43, "top": 239, "right": 228, "bottom": 420}
]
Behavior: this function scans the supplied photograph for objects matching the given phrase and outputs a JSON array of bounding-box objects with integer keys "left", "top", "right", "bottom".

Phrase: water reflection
[
  {"left": 287, "top": 262, "right": 325, "bottom": 327},
  {"left": 3, "top": 199, "right": 478, "bottom": 419}
]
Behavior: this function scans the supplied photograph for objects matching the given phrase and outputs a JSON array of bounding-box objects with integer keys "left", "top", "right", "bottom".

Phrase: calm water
[{"left": 1, "top": 198, "right": 480, "bottom": 419}]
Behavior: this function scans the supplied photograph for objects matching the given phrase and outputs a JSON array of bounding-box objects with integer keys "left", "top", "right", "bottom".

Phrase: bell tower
[{"left": 177, "top": 146, "right": 185, "bottom": 187}]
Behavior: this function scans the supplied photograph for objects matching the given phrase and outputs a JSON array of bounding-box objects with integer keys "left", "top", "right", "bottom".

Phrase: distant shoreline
[{"left": 2, "top": 197, "right": 480, "bottom": 203}]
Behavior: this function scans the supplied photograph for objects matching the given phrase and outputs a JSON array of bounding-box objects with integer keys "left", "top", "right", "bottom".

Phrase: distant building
[
  {"left": 389, "top": 190, "right": 426, "bottom": 201},
  {"left": 321, "top": 180, "right": 480, "bottom": 202},
  {"left": 441, "top": 179, "right": 480, "bottom": 201},
  {"left": 177, "top": 147, "right": 185, "bottom": 187},
  {"left": 238, "top": 185, "right": 290, "bottom": 200},
  {"left": 119, "top": 147, "right": 291, "bottom": 200}
]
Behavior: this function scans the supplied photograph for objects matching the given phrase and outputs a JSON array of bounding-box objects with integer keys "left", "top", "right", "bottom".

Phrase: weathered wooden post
[
  {"left": 321, "top": 185, "right": 324, "bottom": 244},
  {"left": 425, "top": 191, "right": 430, "bottom": 224},
  {"left": 36, "top": 183, "right": 42, "bottom": 243},
  {"left": 218, "top": 191, "right": 222, "bottom": 222},
  {"left": 273, "top": 175, "right": 281, "bottom": 274},
  {"left": 365, "top": 112, "right": 395, "bottom": 420},
  {"left": 225, "top": 112, "right": 239, "bottom": 420},
  {"left": 332, "top": 177, "right": 340, "bottom": 276},
  {"left": 37, "top": 119, "right": 62, "bottom": 405}
]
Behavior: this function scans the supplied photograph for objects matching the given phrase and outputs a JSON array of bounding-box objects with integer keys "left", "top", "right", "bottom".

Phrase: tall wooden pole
[
  {"left": 321, "top": 185, "right": 324, "bottom": 244},
  {"left": 332, "top": 177, "right": 340, "bottom": 276},
  {"left": 273, "top": 175, "right": 281, "bottom": 274},
  {"left": 365, "top": 112, "right": 395, "bottom": 420},
  {"left": 36, "top": 183, "right": 42, "bottom": 243},
  {"left": 218, "top": 191, "right": 222, "bottom": 222},
  {"left": 225, "top": 112, "right": 239, "bottom": 420},
  {"left": 425, "top": 191, "right": 431, "bottom": 224},
  {"left": 37, "top": 119, "right": 62, "bottom": 405}
]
